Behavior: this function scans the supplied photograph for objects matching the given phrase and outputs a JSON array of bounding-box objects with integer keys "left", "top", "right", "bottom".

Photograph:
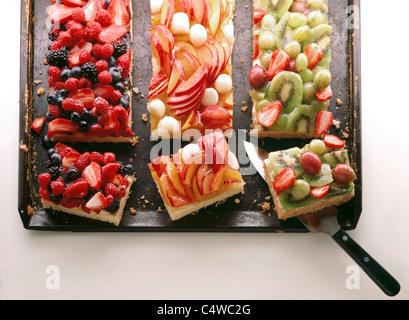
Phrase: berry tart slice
[
  {"left": 250, "top": 0, "right": 334, "bottom": 139},
  {"left": 148, "top": 132, "right": 245, "bottom": 221},
  {"left": 45, "top": 0, "right": 134, "bottom": 143},
  {"left": 148, "top": 0, "right": 235, "bottom": 139},
  {"left": 263, "top": 135, "right": 356, "bottom": 220},
  {"left": 38, "top": 143, "right": 136, "bottom": 226}
]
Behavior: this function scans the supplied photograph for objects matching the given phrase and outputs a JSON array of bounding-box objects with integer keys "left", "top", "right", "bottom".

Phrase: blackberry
[
  {"left": 48, "top": 166, "right": 61, "bottom": 181},
  {"left": 105, "top": 198, "right": 120, "bottom": 214},
  {"left": 46, "top": 49, "right": 68, "bottom": 68},
  {"left": 82, "top": 62, "right": 97, "bottom": 80},
  {"left": 113, "top": 41, "right": 127, "bottom": 58}
]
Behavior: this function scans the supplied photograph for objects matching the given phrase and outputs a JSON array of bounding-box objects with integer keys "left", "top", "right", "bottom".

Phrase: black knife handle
[{"left": 332, "top": 229, "right": 400, "bottom": 297}]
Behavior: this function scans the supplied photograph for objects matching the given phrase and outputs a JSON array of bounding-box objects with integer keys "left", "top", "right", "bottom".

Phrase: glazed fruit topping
[
  {"left": 273, "top": 168, "right": 296, "bottom": 196},
  {"left": 256, "top": 102, "right": 282, "bottom": 128}
]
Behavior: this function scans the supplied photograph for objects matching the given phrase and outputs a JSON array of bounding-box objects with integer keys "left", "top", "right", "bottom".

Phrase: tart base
[{"left": 264, "top": 160, "right": 354, "bottom": 221}]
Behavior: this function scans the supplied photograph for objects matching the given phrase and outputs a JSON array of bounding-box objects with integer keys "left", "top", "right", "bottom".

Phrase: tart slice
[
  {"left": 148, "top": 0, "right": 235, "bottom": 139},
  {"left": 250, "top": 0, "right": 334, "bottom": 139},
  {"left": 38, "top": 143, "right": 136, "bottom": 226},
  {"left": 148, "top": 132, "right": 245, "bottom": 221},
  {"left": 45, "top": 0, "right": 134, "bottom": 143},
  {"left": 263, "top": 136, "right": 356, "bottom": 220}
]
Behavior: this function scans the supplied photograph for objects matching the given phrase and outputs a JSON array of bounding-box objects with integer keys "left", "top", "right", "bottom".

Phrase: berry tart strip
[
  {"left": 45, "top": 0, "right": 135, "bottom": 143},
  {"left": 38, "top": 143, "right": 136, "bottom": 226},
  {"left": 148, "top": 132, "right": 245, "bottom": 221},
  {"left": 263, "top": 135, "right": 356, "bottom": 220},
  {"left": 148, "top": 0, "right": 235, "bottom": 139},
  {"left": 249, "top": 0, "right": 334, "bottom": 139}
]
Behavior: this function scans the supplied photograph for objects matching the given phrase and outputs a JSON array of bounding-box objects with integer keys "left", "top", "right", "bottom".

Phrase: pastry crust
[{"left": 264, "top": 159, "right": 354, "bottom": 220}]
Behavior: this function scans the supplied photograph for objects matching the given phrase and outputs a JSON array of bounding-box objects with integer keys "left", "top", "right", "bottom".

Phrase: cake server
[{"left": 243, "top": 141, "right": 400, "bottom": 297}]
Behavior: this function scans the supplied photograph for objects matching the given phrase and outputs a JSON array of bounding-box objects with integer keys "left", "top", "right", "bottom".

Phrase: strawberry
[
  {"left": 54, "top": 143, "right": 75, "bottom": 158},
  {"left": 267, "top": 49, "right": 290, "bottom": 81},
  {"left": 116, "top": 50, "right": 131, "bottom": 71},
  {"left": 60, "top": 197, "right": 82, "bottom": 209},
  {"left": 75, "top": 152, "right": 91, "bottom": 171},
  {"left": 50, "top": 180, "right": 66, "bottom": 196},
  {"left": 63, "top": 179, "right": 89, "bottom": 198},
  {"left": 304, "top": 43, "right": 324, "bottom": 69},
  {"left": 62, "top": 0, "right": 86, "bottom": 6},
  {"left": 69, "top": 41, "right": 93, "bottom": 68},
  {"left": 109, "top": 90, "right": 122, "bottom": 104},
  {"left": 316, "top": 86, "right": 333, "bottom": 102},
  {"left": 324, "top": 134, "right": 345, "bottom": 149},
  {"left": 256, "top": 102, "right": 282, "bottom": 128},
  {"left": 315, "top": 111, "right": 333, "bottom": 136},
  {"left": 110, "top": 173, "right": 125, "bottom": 186},
  {"left": 97, "top": 24, "right": 128, "bottom": 44},
  {"left": 102, "top": 162, "right": 121, "bottom": 178},
  {"left": 39, "top": 187, "right": 51, "bottom": 200},
  {"left": 103, "top": 152, "right": 116, "bottom": 164},
  {"left": 102, "top": 109, "right": 120, "bottom": 131},
  {"left": 48, "top": 3, "right": 77, "bottom": 25},
  {"left": 310, "top": 185, "right": 330, "bottom": 199},
  {"left": 90, "top": 152, "right": 104, "bottom": 165},
  {"left": 83, "top": 0, "right": 103, "bottom": 23},
  {"left": 78, "top": 77, "right": 92, "bottom": 89},
  {"left": 104, "top": 183, "right": 119, "bottom": 197},
  {"left": 113, "top": 105, "right": 127, "bottom": 121},
  {"left": 48, "top": 119, "right": 79, "bottom": 135},
  {"left": 82, "top": 162, "right": 102, "bottom": 190},
  {"left": 62, "top": 151, "right": 81, "bottom": 168},
  {"left": 69, "top": 88, "right": 95, "bottom": 108},
  {"left": 253, "top": 8, "right": 267, "bottom": 25},
  {"left": 31, "top": 117, "right": 46, "bottom": 134},
  {"left": 86, "top": 192, "right": 109, "bottom": 211},
  {"left": 108, "top": 0, "right": 130, "bottom": 26},
  {"left": 94, "top": 83, "right": 114, "bottom": 99},
  {"left": 273, "top": 168, "right": 296, "bottom": 195},
  {"left": 38, "top": 173, "right": 51, "bottom": 187}
]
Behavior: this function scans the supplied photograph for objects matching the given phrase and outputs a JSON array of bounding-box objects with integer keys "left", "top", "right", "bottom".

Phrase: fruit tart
[
  {"left": 249, "top": 0, "right": 334, "bottom": 139},
  {"left": 38, "top": 143, "right": 136, "bottom": 226},
  {"left": 148, "top": 0, "right": 235, "bottom": 139},
  {"left": 148, "top": 132, "right": 245, "bottom": 221},
  {"left": 263, "top": 135, "right": 356, "bottom": 220},
  {"left": 45, "top": 0, "right": 135, "bottom": 143}
]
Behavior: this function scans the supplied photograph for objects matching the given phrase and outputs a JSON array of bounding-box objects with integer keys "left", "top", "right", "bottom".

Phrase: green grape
[
  {"left": 260, "top": 52, "right": 273, "bottom": 70},
  {"left": 309, "top": 139, "right": 327, "bottom": 155},
  {"left": 288, "top": 12, "right": 308, "bottom": 28},
  {"left": 249, "top": 89, "right": 266, "bottom": 102},
  {"left": 300, "top": 69, "right": 315, "bottom": 83},
  {"left": 261, "top": 14, "right": 277, "bottom": 30},
  {"left": 284, "top": 41, "right": 302, "bottom": 59},
  {"left": 303, "top": 82, "right": 317, "bottom": 104},
  {"left": 311, "top": 99, "right": 329, "bottom": 112},
  {"left": 314, "top": 69, "right": 332, "bottom": 90},
  {"left": 291, "top": 180, "right": 311, "bottom": 201},
  {"left": 293, "top": 25, "right": 310, "bottom": 42},
  {"left": 296, "top": 53, "right": 309, "bottom": 73},
  {"left": 258, "top": 30, "right": 276, "bottom": 50},
  {"left": 308, "top": 0, "right": 324, "bottom": 10},
  {"left": 307, "top": 10, "right": 328, "bottom": 28},
  {"left": 255, "top": 99, "right": 271, "bottom": 113}
]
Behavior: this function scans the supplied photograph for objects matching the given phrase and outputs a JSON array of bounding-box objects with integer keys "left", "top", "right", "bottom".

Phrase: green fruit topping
[
  {"left": 288, "top": 12, "right": 307, "bottom": 28},
  {"left": 268, "top": 147, "right": 303, "bottom": 178},
  {"left": 314, "top": 69, "right": 332, "bottom": 90},
  {"left": 258, "top": 30, "right": 277, "bottom": 50},
  {"left": 287, "top": 105, "right": 315, "bottom": 134},
  {"left": 323, "top": 150, "right": 350, "bottom": 168},
  {"left": 303, "top": 163, "right": 334, "bottom": 187},
  {"left": 284, "top": 41, "right": 302, "bottom": 58},
  {"left": 268, "top": 71, "right": 303, "bottom": 113},
  {"left": 290, "top": 179, "right": 311, "bottom": 201}
]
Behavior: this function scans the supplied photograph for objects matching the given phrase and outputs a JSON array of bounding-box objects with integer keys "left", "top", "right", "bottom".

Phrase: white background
[{"left": 1, "top": 0, "right": 408, "bottom": 300}]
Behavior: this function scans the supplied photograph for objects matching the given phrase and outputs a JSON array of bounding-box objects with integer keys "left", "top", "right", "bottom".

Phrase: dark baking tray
[{"left": 18, "top": 0, "right": 362, "bottom": 232}]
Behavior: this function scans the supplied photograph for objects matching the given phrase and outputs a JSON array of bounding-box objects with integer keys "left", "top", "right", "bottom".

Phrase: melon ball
[
  {"left": 170, "top": 12, "right": 190, "bottom": 35},
  {"left": 157, "top": 116, "right": 181, "bottom": 138},
  {"left": 201, "top": 88, "right": 219, "bottom": 106},
  {"left": 215, "top": 74, "right": 233, "bottom": 94},
  {"left": 147, "top": 99, "right": 166, "bottom": 119},
  {"left": 189, "top": 24, "right": 208, "bottom": 47},
  {"left": 150, "top": 0, "right": 164, "bottom": 14}
]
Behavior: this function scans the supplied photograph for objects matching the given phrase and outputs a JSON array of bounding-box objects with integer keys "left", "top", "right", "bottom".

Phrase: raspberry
[
  {"left": 48, "top": 104, "right": 62, "bottom": 118},
  {"left": 105, "top": 194, "right": 115, "bottom": 205},
  {"left": 79, "top": 50, "right": 92, "bottom": 65},
  {"left": 103, "top": 152, "right": 116, "bottom": 164},
  {"left": 96, "top": 9, "right": 112, "bottom": 27},
  {"left": 104, "top": 183, "right": 119, "bottom": 197},
  {"left": 50, "top": 40, "right": 63, "bottom": 51},
  {"left": 98, "top": 70, "right": 112, "bottom": 84},
  {"left": 49, "top": 66, "right": 62, "bottom": 81},
  {"left": 117, "top": 187, "right": 126, "bottom": 199},
  {"left": 74, "top": 101, "right": 85, "bottom": 114},
  {"left": 38, "top": 173, "right": 51, "bottom": 187},
  {"left": 62, "top": 98, "right": 76, "bottom": 111},
  {"left": 117, "top": 51, "right": 131, "bottom": 70},
  {"left": 75, "top": 152, "right": 91, "bottom": 171},
  {"left": 100, "top": 44, "right": 114, "bottom": 59},
  {"left": 72, "top": 8, "right": 86, "bottom": 23},
  {"left": 92, "top": 43, "right": 103, "bottom": 58},
  {"left": 39, "top": 186, "right": 51, "bottom": 200},
  {"left": 65, "top": 78, "right": 79, "bottom": 92},
  {"left": 110, "top": 90, "right": 122, "bottom": 104},
  {"left": 54, "top": 81, "right": 66, "bottom": 91},
  {"left": 113, "top": 105, "right": 127, "bottom": 121},
  {"left": 93, "top": 97, "right": 110, "bottom": 113},
  {"left": 90, "top": 152, "right": 104, "bottom": 165},
  {"left": 50, "top": 180, "right": 65, "bottom": 196},
  {"left": 58, "top": 31, "right": 74, "bottom": 48},
  {"left": 85, "top": 21, "right": 102, "bottom": 41},
  {"left": 102, "top": 163, "right": 121, "bottom": 178},
  {"left": 68, "top": 22, "right": 84, "bottom": 41},
  {"left": 78, "top": 77, "right": 92, "bottom": 89},
  {"left": 95, "top": 60, "right": 109, "bottom": 73}
]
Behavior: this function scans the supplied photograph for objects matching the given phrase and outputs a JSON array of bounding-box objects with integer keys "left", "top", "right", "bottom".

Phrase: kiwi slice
[
  {"left": 303, "top": 24, "right": 333, "bottom": 56},
  {"left": 257, "top": 0, "right": 293, "bottom": 21},
  {"left": 268, "top": 147, "right": 303, "bottom": 178},
  {"left": 303, "top": 163, "right": 334, "bottom": 187},
  {"left": 323, "top": 150, "right": 350, "bottom": 168},
  {"left": 329, "top": 182, "right": 355, "bottom": 196},
  {"left": 274, "top": 12, "right": 293, "bottom": 49},
  {"left": 268, "top": 71, "right": 303, "bottom": 113},
  {"left": 286, "top": 105, "right": 315, "bottom": 134},
  {"left": 279, "top": 189, "right": 318, "bottom": 210}
]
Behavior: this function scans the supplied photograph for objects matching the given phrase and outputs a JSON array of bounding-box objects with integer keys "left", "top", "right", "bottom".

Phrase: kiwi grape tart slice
[{"left": 250, "top": 0, "right": 334, "bottom": 139}]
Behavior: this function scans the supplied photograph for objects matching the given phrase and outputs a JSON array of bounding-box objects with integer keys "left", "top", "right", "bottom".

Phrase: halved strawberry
[
  {"left": 48, "top": 3, "right": 77, "bottom": 25},
  {"left": 31, "top": 117, "right": 46, "bottom": 134},
  {"left": 68, "top": 88, "right": 95, "bottom": 109},
  {"left": 62, "top": 151, "right": 81, "bottom": 168},
  {"left": 83, "top": 0, "right": 103, "bottom": 23},
  {"left": 273, "top": 168, "right": 296, "bottom": 195},
  {"left": 86, "top": 192, "right": 109, "bottom": 211},
  {"left": 267, "top": 49, "right": 290, "bottom": 81},
  {"left": 256, "top": 102, "right": 282, "bottom": 128},
  {"left": 108, "top": 0, "right": 130, "bottom": 26},
  {"left": 48, "top": 119, "right": 79, "bottom": 135},
  {"left": 63, "top": 179, "right": 89, "bottom": 198},
  {"left": 54, "top": 143, "right": 75, "bottom": 158},
  {"left": 69, "top": 42, "right": 93, "bottom": 68},
  {"left": 324, "top": 134, "right": 345, "bottom": 149},
  {"left": 82, "top": 162, "right": 102, "bottom": 190},
  {"left": 62, "top": 0, "right": 86, "bottom": 6},
  {"left": 102, "top": 162, "right": 121, "bottom": 178},
  {"left": 315, "top": 110, "right": 333, "bottom": 136},
  {"left": 316, "top": 86, "right": 333, "bottom": 102},
  {"left": 101, "top": 110, "right": 120, "bottom": 132},
  {"left": 199, "top": 105, "right": 232, "bottom": 129},
  {"left": 304, "top": 43, "right": 323, "bottom": 69},
  {"left": 253, "top": 8, "right": 267, "bottom": 25},
  {"left": 310, "top": 185, "right": 330, "bottom": 199},
  {"left": 94, "top": 83, "right": 115, "bottom": 99},
  {"left": 97, "top": 24, "right": 128, "bottom": 44}
]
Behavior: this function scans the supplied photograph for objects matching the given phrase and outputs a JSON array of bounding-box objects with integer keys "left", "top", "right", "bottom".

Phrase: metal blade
[{"left": 243, "top": 141, "right": 269, "bottom": 181}]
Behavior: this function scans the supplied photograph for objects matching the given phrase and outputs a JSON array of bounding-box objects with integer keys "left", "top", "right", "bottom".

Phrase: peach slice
[
  {"left": 151, "top": 24, "right": 175, "bottom": 53},
  {"left": 182, "top": 151, "right": 205, "bottom": 186},
  {"left": 202, "top": 168, "right": 215, "bottom": 195},
  {"left": 166, "top": 187, "right": 192, "bottom": 208},
  {"left": 175, "top": 41, "right": 198, "bottom": 58},
  {"left": 208, "top": 0, "right": 223, "bottom": 36},
  {"left": 174, "top": 51, "right": 200, "bottom": 80},
  {"left": 174, "top": 63, "right": 209, "bottom": 96},
  {"left": 159, "top": 173, "right": 173, "bottom": 206},
  {"left": 192, "top": 0, "right": 207, "bottom": 25},
  {"left": 224, "top": 167, "right": 242, "bottom": 181},
  {"left": 161, "top": 0, "right": 175, "bottom": 29},
  {"left": 196, "top": 164, "right": 210, "bottom": 195},
  {"left": 192, "top": 176, "right": 202, "bottom": 199},
  {"left": 210, "top": 166, "right": 227, "bottom": 192},
  {"left": 165, "top": 161, "right": 187, "bottom": 197},
  {"left": 167, "top": 58, "right": 185, "bottom": 95}
]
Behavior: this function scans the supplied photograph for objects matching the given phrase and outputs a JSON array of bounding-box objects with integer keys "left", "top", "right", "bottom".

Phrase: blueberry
[
  {"left": 47, "top": 148, "right": 56, "bottom": 159},
  {"left": 70, "top": 112, "right": 81, "bottom": 123},
  {"left": 57, "top": 97, "right": 65, "bottom": 108},
  {"left": 114, "top": 81, "right": 125, "bottom": 93},
  {"left": 79, "top": 121, "right": 89, "bottom": 132},
  {"left": 122, "top": 164, "right": 135, "bottom": 176},
  {"left": 47, "top": 93, "right": 58, "bottom": 105},
  {"left": 119, "top": 93, "right": 130, "bottom": 108},
  {"left": 65, "top": 167, "right": 80, "bottom": 182},
  {"left": 61, "top": 68, "right": 72, "bottom": 82},
  {"left": 58, "top": 89, "right": 69, "bottom": 98},
  {"left": 106, "top": 56, "right": 116, "bottom": 67},
  {"left": 41, "top": 136, "right": 54, "bottom": 149},
  {"left": 50, "top": 153, "right": 62, "bottom": 166},
  {"left": 71, "top": 66, "right": 82, "bottom": 78},
  {"left": 109, "top": 67, "right": 122, "bottom": 83},
  {"left": 45, "top": 112, "right": 54, "bottom": 123}
]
